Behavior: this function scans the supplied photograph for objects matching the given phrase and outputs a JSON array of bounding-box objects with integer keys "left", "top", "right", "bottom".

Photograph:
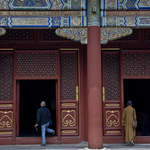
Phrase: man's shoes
[{"left": 41, "top": 144, "right": 46, "bottom": 146}]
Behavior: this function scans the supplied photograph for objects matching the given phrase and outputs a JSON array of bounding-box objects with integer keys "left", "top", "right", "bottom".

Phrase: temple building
[{"left": 0, "top": 0, "right": 150, "bottom": 148}]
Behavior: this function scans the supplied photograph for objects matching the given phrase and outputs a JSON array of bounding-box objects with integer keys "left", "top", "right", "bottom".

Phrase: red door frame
[
  {"left": 121, "top": 77, "right": 150, "bottom": 143},
  {"left": 13, "top": 50, "right": 60, "bottom": 144},
  {"left": 13, "top": 50, "right": 82, "bottom": 144},
  {"left": 15, "top": 79, "right": 59, "bottom": 144},
  {"left": 103, "top": 50, "right": 150, "bottom": 143},
  {"left": 0, "top": 45, "right": 86, "bottom": 144},
  {"left": 121, "top": 50, "right": 150, "bottom": 143}
]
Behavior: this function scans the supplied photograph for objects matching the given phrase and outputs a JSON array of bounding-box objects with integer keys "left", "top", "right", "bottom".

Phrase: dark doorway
[
  {"left": 19, "top": 80, "right": 56, "bottom": 137},
  {"left": 124, "top": 79, "right": 150, "bottom": 136}
]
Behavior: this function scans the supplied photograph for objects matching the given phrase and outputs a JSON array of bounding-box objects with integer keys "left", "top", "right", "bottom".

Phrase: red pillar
[{"left": 87, "top": 26, "right": 103, "bottom": 148}]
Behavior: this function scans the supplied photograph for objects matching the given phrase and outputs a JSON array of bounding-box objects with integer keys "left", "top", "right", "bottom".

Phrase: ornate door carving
[
  {"left": 60, "top": 51, "right": 79, "bottom": 136},
  {"left": 0, "top": 53, "right": 13, "bottom": 137},
  {"left": 102, "top": 52, "right": 122, "bottom": 136}
]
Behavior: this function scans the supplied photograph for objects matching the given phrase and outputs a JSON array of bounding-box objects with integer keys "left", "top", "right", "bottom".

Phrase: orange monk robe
[{"left": 122, "top": 106, "right": 136, "bottom": 143}]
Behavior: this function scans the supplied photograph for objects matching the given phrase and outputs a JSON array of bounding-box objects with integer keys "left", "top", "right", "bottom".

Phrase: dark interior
[
  {"left": 124, "top": 79, "right": 150, "bottom": 136},
  {"left": 19, "top": 80, "right": 56, "bottom": 137}
]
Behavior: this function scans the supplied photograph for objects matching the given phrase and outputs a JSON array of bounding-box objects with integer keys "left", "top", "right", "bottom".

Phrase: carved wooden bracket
[
  {"left": 0, "top": 28, "right": 6, "bottom": 36},
  {"left": 55, "top": 27, "right": 133, "bottom": 44}
]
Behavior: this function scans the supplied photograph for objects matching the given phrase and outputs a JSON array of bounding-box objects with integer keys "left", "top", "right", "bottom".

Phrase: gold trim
[
  {"left": 106, "top": 130, "right": 121, "bottom": 134},
  {"left": 61, "top": 103, "right": 75, "bottom": 107},
  {"left": 0, "top": 104, "right": 13, "bottom": 108},
  {"left": 78, "top": 50, "right": 80, "bottom": 135},
  {"left": 0, "top": 48, "right": 14, "bottom": 51},
  {"left": 102, "top": 48, "right": 120, "bottom": 51},
  {"left": 105, "top": 104, "right": 120, "bottom": 107},
  {"left": 76, "top": 85, "right": 79, "bottom": 101},
  {"left": 61, "top": 130, "right": 76, "bottom": 134},
  {"left": 0, "top": 131, "right": 12, "bottom": 135},
  {"left": 0, "top": 111, "right": 13, "bottom": 129},
  {"left": 106, "top": 110, "right": 120, "bottom": 128},
  {"left": 59, "top": 48, "right": 79, "bottom": 51},
  {"left": 0, "top": 111, "right": 13, "bottom": 114},
  {"left": 62, "top": 110, "right": 76, "bottom": 127},
  {"left": 102, "top": 87, "right": 105, "bottom": 103}
]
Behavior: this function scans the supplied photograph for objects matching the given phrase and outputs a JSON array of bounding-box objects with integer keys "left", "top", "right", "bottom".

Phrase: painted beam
[
  {"left": 100, "top": 16, "right": 150, "bottom": 27},
  {"left": 104, "top": 10, "right": 150, "bottom": 16},
  {"left": 1, "top": 0, "right": 150, "bottom": 11},
  {"left": 101, "top": 0, "right": 150, "bottom": 10},
  {"left": 55, "top": 28, "right": 133, "bottom": 44},
  {"left": 0, "top": 15, "right": 150, "bottom": 27},
  {"left": 0, "top": 16, "right": 87, "bottom": 28},
  {"left": 0, "top": 0, "right": 86, "bottom": 10},
  {"left": 0, "top": 11, "right": 85, "bottom": 16}
]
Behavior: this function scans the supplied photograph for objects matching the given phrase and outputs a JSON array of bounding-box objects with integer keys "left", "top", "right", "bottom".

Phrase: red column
[{"left": 87, "top": 26, "right": 103, "bottom": 148}]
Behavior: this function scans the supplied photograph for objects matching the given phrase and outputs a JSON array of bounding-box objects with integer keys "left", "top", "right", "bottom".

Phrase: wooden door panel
[
  {"left": 0, "top": 53, "right": 14, "bottom": 138},
  {"left": 0, "top": 107, "right": 13, "bottom": 135},
  {"left": 60, "top": 52, "right": 79, "bottom": 136},
  {"left": 61, "top": 102, "right": 78, "bottom": 136},
  {"left": 102, "top": 52, "right": 122, "bottom": 136},
  {"left": 103, "top": 105, "right": 122, "bottom": 136},
  {"left": 0, "top": 54, "right": 13, "bottom": 101}
]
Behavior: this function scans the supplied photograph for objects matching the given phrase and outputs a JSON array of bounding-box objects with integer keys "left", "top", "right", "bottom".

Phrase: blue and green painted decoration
[
  {"left": 101, "top": 0, "right": 150, "bottom": 10},
  {"left": 6, "top": 0, "right": 86, "bottom": 10},
  {"left": 0, "top": 0, "right": 150, "bottom": 28}
]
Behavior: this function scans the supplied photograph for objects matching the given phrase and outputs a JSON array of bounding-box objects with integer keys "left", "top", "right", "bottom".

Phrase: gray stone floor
[{"left": 0, "top": 142, "right": 150, "bottom": 150}]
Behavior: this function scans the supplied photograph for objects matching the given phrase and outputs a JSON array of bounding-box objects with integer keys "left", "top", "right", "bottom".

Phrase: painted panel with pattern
[
  {"left": 16, "top": 53, "right": 57, "bottom": 77},
  {"left": 61, "top": 53, "right": 76, "bottom": 100},
  {"left": 60, "top": 52, "right": 78, "bottom": 136},
  {"left": 0, "top": 54, "right": 13, "bottom": 101},
  {"left": 101, "top": 0, "right": 150, "bottom": 10},
  {"left": 0, "top": 110, "right": 13, "bottom": 129},
  {"left": 103, "top": 53, "right": 120, "bottom": 101},
  {"left": 0, "top": 0, "right": 86, "bottom": 10},
  {"left": 122, "top": 52, "right": 150, "bottom": 76},
  {"left": 102, "top": 52, "right": 122, "bottom": 136}
]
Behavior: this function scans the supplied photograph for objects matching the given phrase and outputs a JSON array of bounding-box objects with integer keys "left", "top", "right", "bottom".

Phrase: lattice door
[
  {"left": 60, "top": 51, "right": 79, "bottom": 136},
  {"left": 102, "top": 52, "right": 122, "bottom": 136},
  {"left": 0, "top": 54, "right": 13, "bottom": 137},
  {"left": 122, "top": 51, "right": 150, "bottom": 77},
  {"left": 0, "top": 54, "right": 13, "bottom": 101},
  {"left": 15, "top": 51, "right": 58, "bottom": 79}
]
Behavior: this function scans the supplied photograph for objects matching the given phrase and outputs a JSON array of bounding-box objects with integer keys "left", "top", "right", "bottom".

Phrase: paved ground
[{"left": 0, "top": 142, "right": 150, "bottom": 150}]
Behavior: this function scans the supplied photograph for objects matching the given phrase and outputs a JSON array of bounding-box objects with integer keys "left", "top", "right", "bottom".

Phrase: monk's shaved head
[{"left": 127, "top": 100, "right": 132, "bottom": 106}]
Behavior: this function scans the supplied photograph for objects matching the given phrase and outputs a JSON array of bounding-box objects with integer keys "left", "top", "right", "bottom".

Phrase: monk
[{"left": 122, "top": 101, "right": 136, "bottom": 146}]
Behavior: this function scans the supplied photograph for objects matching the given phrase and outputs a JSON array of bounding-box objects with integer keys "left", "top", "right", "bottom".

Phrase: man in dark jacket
[{"left": 34, "top": 101, "right": 55, "bottom": 146}]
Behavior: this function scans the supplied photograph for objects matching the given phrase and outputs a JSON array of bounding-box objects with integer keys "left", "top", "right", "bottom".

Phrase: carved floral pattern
[
  {"left": 106, "top": 110, "right": 120, "bottom": 128},
  {"left": 0, "top": 111, "right": 13, "bottom": 128},
  {"left": 62, "top": 110, "right": 76, "bottom": 127}
]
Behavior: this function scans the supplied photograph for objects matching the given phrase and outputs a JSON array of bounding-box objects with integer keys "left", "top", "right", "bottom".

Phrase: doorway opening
[
  {"left": 124, "top": 79, "right": 150, "bottom": 136},
  {"left": 19, "top": 80, "right": 56, "bottom": 137}
]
